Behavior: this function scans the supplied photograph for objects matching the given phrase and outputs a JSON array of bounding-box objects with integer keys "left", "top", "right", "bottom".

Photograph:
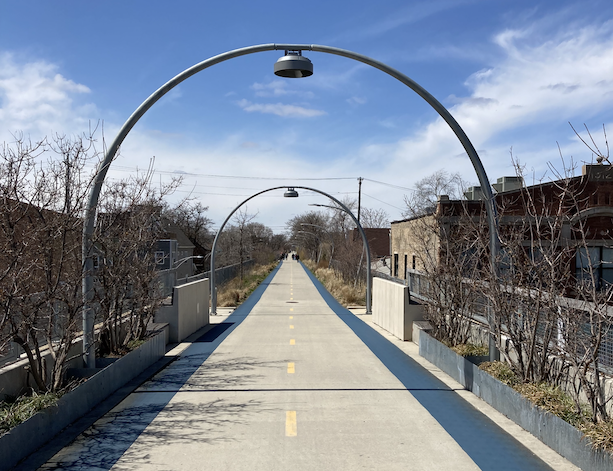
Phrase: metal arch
[
  {"left": 82, "top": 42, "right": 499, "bottom": 367},
  {"left": 209, "top": 186, "right": 372, "bottom": 315}
]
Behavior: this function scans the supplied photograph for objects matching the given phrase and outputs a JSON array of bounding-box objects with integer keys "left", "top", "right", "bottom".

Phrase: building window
[
  {"left": 393, "top": 254, "right": 399, "bottom": 277},
  {"left": 404, "top": 254, "right": 408, "bottom": 279},
  {"left": 412, "top": 255, "right": 416, "bottom": 270},
  {"left": 576, "top": 246, "right": 613, "bottom": 288},
  {"left": 155, "top": 251, "right": 166, "bottom": 265}
]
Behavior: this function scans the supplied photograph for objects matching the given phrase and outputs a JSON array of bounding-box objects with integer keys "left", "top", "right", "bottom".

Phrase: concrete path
[{"left": 35, "top": 261, "right": 579, "bottom": 470}]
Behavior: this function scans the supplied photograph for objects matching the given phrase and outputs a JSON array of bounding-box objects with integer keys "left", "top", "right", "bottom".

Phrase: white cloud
[
  {"left": 251, "top": 80, "right": 289, "bottom": 96},
  {"left": 0, "top": 53, "right": 97, "bottom": 140},
  {"left": 236, "top": 99, "right": 326, "bottom": 118},
  {"left": 250, "top": 80, "right": 315, "bottom": 100},
  {"left": 347, "top": 96, "right": 367, "bottom": 106},
  {"left": 380, "top": 18, "right": 613, "bottom": 184}
]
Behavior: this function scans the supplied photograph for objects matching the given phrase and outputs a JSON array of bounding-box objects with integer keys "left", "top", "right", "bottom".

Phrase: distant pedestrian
[
  {"left": 295, "top": 253, "right": 300, "bottom": 262},
  {"left": 292, "top": 253, "right": 295, "bottom": 260}
]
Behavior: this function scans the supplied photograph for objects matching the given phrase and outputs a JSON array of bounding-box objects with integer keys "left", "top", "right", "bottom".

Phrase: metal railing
[{"left": 403, "top": 269, "right": 613, "bottom": 370}]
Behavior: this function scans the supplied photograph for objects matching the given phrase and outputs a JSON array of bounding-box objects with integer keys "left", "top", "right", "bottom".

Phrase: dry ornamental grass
[
  {"left": 480, "top": 361, "right": 613, "bottom": 455},
  {"left": 217, "top": 263, "right": 277, "bottom": 307},
  {"left": 303, "top": 261, "right": 365, "bottom": 307}
]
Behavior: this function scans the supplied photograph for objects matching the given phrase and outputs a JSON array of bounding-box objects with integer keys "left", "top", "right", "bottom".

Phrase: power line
[
  {"left": 101, "top": 164, "right": 358, "bottom": 181},
  {"left": 363, "top": 178, "right": 414, "bottom": 192},
  {"left": 362, "top": 192, "right": 405, "bottom": 212}
]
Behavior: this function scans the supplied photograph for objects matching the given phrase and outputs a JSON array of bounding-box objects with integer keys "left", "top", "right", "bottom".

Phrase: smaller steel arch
[{"left": 210, "top": 186, "right": 372, "bottom": 315}]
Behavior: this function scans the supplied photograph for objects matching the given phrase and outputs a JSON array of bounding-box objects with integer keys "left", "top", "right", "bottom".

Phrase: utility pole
[{"left": 357, "top": 177, "right": 363, "bottom": 224}]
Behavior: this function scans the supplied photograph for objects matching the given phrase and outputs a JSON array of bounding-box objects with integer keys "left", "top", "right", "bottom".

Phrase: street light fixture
[{"left": 274, "top": 50, "right": 313, "bottom": 78}]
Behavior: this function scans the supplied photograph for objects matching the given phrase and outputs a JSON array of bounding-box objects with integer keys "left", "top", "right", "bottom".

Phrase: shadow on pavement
[
  {"left": 35, "top": 263, "right": 284, "bottom": 471},
  {"left": 39, "top": 393, "right": 271, "bottom": 470},
  {"left": 300, "top": 264, "right": 554, "bottom": 471}
]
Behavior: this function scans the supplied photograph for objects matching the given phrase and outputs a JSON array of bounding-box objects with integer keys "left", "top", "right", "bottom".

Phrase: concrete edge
[
  {"left": 419, "top": 330, "right": 613, "bottom": 471},
  {"left": 0, "top": 329, "right": 167, "bottom": 471}
]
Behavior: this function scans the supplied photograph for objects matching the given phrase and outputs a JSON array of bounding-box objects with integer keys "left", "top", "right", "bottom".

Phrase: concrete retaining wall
[
  {"left": 0, "top": 315, "right": 151, "bottom": 401},
  {"left": 372, "top": 277, "right": 424, "bottom": 341},
  {"left": 0, "top": 336, "right": 89, "bottom": 401},
  {"left": 155, "top": 278, "right": 209, "bottom": 343},
  {"left": 0, "top": 327, "right": 167, "bottom": 471},
  {"left": 419, "top": 330, "right": 613, "bottom": 471}
]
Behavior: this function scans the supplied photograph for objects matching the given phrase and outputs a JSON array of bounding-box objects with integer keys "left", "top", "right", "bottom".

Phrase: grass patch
[
  {"left": 217, "top": 263, "right": 277, "bottom": 307},
  {"left": 515, "top": 382, "right": 587, "bottom": 426},
  {"left": 480, "top": 361, "right": 519, "bottom": 387},
  {"left": 0, "top": 391, "right": 61, "bottom": 436},
  {"left": 126, "top": 338, "right": 147, "bottom": 351},
  {"left": 580, "top": 420, "right": 613, "bottom": 456},
  {"left": 451, "top": 343, "right": 489, "bottom": 357},
  {"left": 303, "top": 260, "right": 365, "bottom": 307}
]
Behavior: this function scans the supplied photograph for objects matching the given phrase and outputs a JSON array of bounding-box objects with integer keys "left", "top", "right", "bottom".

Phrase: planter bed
[
  {"left": 0, "top": 327, "right": 167, "bottom": 471},
  {"left": 419, "top": 329, "right": 613, "bottom": 471}
]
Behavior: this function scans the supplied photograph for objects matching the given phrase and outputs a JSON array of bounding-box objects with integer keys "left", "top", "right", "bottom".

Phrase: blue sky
[{"left": 2, "top": 0, "right": 613, "bottom": 232}]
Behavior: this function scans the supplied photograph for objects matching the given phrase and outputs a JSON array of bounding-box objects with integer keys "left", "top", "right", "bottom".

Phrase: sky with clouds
[{"left": 2, "top": 0, "right": 613, "bottom": 232}]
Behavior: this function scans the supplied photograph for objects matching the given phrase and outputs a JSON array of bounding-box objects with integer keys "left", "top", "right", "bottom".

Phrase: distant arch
[{"left": 209, "top": 186, "right": 371, "bottom": 315}]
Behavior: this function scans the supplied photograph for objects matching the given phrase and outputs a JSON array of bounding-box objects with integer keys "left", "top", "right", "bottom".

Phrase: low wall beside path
[
  {"left": 155, "top": 278, "right": 209, "bottom": 343},
  {"left": 372, "top": 277, "right": 424, "bottom": 341},
  {"left": 0, "top": 327, "right": 168, "bottom": 471}
]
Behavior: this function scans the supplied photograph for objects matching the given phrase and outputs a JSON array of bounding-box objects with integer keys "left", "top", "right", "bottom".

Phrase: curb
[
  {"left": 0, "top": 329, "right": 166, "bottom": 471},
  {"left": 419, "top": 330, "right": 613, "bottom": 471}
]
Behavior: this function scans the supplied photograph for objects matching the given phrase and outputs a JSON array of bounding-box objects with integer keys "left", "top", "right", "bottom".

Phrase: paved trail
[{"left": 35, "top": 261, "right": 578, "bottom": 470}]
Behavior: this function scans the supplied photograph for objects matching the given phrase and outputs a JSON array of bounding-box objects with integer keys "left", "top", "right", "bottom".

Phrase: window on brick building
[{"left": 576, "top": 246, "right": 613, "bottom": 288}]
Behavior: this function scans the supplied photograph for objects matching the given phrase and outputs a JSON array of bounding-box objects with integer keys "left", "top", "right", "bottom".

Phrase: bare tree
[
  {"left": 93, "top": 161, "right": 181, "bottom": 355},
  {"left": 402, "top": 196, "right": 485, "bottom": 347},
  {"left": 552, "top": 146, "right": 613, "bottom": 422},
  {"left": 403, "top": 170, "right": 469, "bottom": 218},
  {"left": 215, "top": 208, "right": 259, "bottom": 281},
  {"left": 246, "top": 222, "right": 283, "bottom": 264},
  {"left": 0, "top": 132, "right": 100, "bottom": 392},
  {"left": 286, "top": 211, "right": 329, "bottom": 262},
  {"left": 164, "top": 200, "right": 213, "bottom": 250},
  {"left": 360, "top": 207, "right": 389, "bottom": 228},
  {"left": 482, "top": 159, "right": 575, "bottom": 385}
]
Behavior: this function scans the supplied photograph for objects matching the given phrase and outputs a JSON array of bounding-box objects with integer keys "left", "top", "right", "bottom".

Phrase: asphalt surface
[{"left": 31, "top": 260, "right": 580, "bottom": 470}]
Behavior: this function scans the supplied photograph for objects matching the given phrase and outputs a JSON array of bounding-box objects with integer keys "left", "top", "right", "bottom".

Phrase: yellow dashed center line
[
  {"left": 286, "top": 411, "right": 297, "bottom": 437},
  {"left": 290, "top": 325, "right": 294, "bottom": 329},
  {"left": 290, "top": 308, "right": 293, "bottom": 312},
  {"left": 289, "top": 316, "right": 293, "bottom": 319},
  {"left": 290, "top": 339, "right": 295, "bottom": 345},
  {"left": 287, "top": 362, "right": 295, "bottom": 373}
]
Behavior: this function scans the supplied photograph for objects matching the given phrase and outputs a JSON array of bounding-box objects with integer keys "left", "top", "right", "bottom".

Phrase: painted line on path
[{"left": 286, "top": 411, "right": 297, "bottom": 437}]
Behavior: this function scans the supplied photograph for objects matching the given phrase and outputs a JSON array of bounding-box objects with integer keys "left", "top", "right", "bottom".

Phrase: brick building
[{"left": 391, "top": 164, "right": 613, "bottom": 286}]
